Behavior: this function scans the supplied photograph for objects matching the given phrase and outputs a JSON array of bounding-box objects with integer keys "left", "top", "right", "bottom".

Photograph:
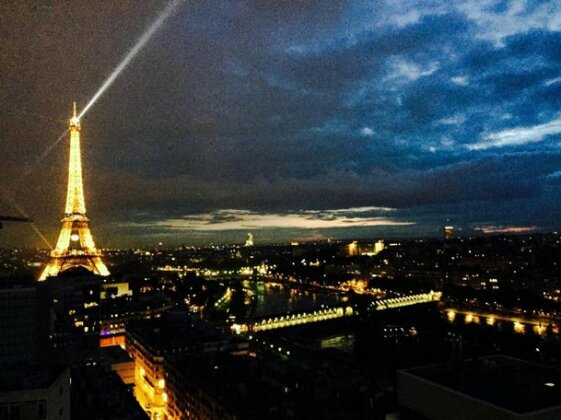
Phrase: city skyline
[{"left": 2, "top": 1, "right": 561, "bottom": 247}]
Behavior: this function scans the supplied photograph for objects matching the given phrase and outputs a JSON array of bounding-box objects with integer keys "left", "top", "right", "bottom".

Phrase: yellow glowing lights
[
  {"left": 347, "top": 241, "right": 359, "bottom": 256},
  {"left": 158, "top": 379, "right": 165, "bottom": 389},
  {"left": 514, "top": 321, "right": 525, "bottom": 334},
  {"left": 70, "top": 116, "right": 80, "bottom": 127},
  {"left": 533, "top": 325, "right": 546, "bottom": 336},
  {"left": 239, "top": 306, "right": 354, "bottom": 332},
  {"left": 65, "top": 120, "right": 86, "bottom": 214},
  {"left": 69, "top": 102, "right": 81, "bottom": 128},
  {"left": 39, "top": 104, "right": 110, "bottom": 281},
  {"left": 486, "top": 317, "right": 495, "bottom": 326},
  {"left": 447, "top": 310, "right": 456, "bottom": 322}
]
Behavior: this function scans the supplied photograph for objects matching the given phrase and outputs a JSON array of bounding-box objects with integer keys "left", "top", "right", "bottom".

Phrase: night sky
[{"left": 2, "top": 0, "right": 561, "bottom": 247}]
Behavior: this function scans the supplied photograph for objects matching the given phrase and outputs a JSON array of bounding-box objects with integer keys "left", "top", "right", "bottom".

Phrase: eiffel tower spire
[{"left": 39, "top": 104, "right": 109, "bottom": 280}]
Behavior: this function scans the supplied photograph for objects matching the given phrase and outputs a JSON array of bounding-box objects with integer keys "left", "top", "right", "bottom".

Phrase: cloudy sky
[{"left": 2, "top": 0, "right": 561, "bottom": 247}]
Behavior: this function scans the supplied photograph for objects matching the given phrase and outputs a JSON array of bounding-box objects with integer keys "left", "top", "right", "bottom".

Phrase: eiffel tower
[{"left": 39, "top": 103, "right": 110, "bottom": 280}]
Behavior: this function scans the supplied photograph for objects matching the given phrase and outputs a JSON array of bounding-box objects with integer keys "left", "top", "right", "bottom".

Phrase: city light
[
  {"left": 39, "top": 108, "right": 110, "bottom": 280},
  {"left": 514, "top": 322, "right": 525, "bottom": 334},
  {"left": 7, "top": 2, "right": 561, "bottom": 419}
]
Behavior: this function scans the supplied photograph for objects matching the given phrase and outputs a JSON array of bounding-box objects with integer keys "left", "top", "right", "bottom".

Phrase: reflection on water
[
  {"left": 464, "top": 313, "right": 480, "bottom": 324},
  {"left": 513, "top": 321, "right": 525, "bottom": 334},
  {"left": 534, "top": 325, "right": 546, "bottom": 335},
  {"left": 447, "top": 310, "right": 456, "bottom": 322},
  {"left": 320, "top": 334, "right": 355, "bottom": 353},
  {"left": 444, "top": 310, "right": 552, "bottom": 336},
  {"left": 248, "top": 281, "right": 342, "bottom": 318}
]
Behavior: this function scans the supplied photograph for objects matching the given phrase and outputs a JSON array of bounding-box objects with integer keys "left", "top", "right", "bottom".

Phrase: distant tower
[
  {"left": 39, "top": 103, "right": 110, "bottom": 280},
  {"left": 443, "top": 225, "right": 455, "bottom": 240},
  {"left": 245, "top": 233, "right": 254, "bottom": 247},
  {"left": 374, "top": 239, "right": 385, "bottom": 255},
  {"left": 347, "top": 241, "right": 359, "bottom": 256}
]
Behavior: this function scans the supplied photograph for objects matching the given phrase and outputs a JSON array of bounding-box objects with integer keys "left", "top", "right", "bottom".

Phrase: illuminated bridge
[
  {"left": 231, "top": 291, "right": 441, "bottom": 334},
  {"left": 371, "top": 291, "right": 441, "bottom": 311},
  {"left": 231, "top": 306, "right": 353, "bottom": 334}
]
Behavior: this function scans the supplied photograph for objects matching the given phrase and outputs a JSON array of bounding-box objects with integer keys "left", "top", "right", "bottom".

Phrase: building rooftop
[
  {"left": 71, "top": 364, "right": 146, "bottom": 419},
  {"left": 126, "top": 312, "right": 228, "bottom": 356},
  {"left": 404, "top": 355, "right": 561, "bottom": 414},
  {"left": 0, "top": 364, "right": 68, "bottom": 392},
  {"left": 167, "top": 353, "right": 297, "bottom": 419},
  {"left": 99, "top": 345, "right": 133, "bottom": 365}
]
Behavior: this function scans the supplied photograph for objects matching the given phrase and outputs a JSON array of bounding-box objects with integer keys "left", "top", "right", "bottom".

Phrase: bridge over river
[{"left": 230, "top": 291, "right": 441, "bottom": 334}]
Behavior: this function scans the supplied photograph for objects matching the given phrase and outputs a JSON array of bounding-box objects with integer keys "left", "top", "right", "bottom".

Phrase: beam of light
[
  {"left": 14, "top": 0, "right": 183, "bottom": 182},
  {"left": 0, "top": 186, "right": 52, "bottom": 250},
  {"left": 10, "top": 129, "right": 69, "bottom": 193},
  {"left": 13, "top": 0, "right": 184, "bottom": 184},
  {"left": 30, "top": 223, "right": 53, "bottom": 250},
  {"left": 6, "top": 0, "right": 184, "bottom": 247},
  {"left": 78, "top": 0, "right": 185, "bottom": 119},
  {"left": 32, "top": 129, "right": 69, "bottom": 169}
]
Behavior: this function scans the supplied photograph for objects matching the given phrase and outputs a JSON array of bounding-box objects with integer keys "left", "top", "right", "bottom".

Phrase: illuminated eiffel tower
[{"left": 39, "top": 103, "right": 110, "bottom": 280}]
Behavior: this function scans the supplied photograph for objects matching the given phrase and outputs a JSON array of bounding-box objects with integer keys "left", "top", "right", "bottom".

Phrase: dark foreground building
[
  {"left": 0, "top": 365, "right": 71, "bottom": 420},
  {"left": 398, "top": 355, "right": 561, "bottom": 420}
]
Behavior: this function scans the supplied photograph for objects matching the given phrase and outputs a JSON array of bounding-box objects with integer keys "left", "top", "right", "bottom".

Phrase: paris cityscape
[{"left": 3, "top": 1, "right": 561, "bottom": 419}]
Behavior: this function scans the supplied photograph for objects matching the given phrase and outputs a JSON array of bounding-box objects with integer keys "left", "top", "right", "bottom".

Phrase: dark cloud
[{"left": 2, "top": 1, "right": 561, "bottom": 246}]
